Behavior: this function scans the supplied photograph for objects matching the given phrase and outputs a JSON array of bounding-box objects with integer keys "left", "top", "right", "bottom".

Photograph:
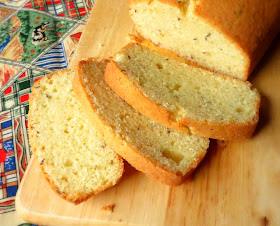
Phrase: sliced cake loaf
[
  {"left": 73, "top": 59, "right": 209, "bottom": 186},
  {"left": 129, "top": 0, "right": 280, "bottom": 80},
  {"left": 28, "top": 69, "right": 123, "bottom": 204},
  {"left": 104, "top": 43, "right": 261, "bottom": 140}
]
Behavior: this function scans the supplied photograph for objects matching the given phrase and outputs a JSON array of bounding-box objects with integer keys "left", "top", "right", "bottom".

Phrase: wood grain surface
[{"left": 15, "top": 0, "right": 280, "bottom": 225}]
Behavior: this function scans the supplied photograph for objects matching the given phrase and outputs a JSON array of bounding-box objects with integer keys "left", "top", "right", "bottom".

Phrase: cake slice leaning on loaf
[
  {"left": 104, "top": 43, "right": 261, "bottom": 140},
  {"left": 73, "top": 59, "right": 209, "bottom": 186},
  {"left": 28, "top": 69, "right": 123, "bottom": 204},
  {"left": 129, "top": 0, "right": 280, "bottom": 80}
]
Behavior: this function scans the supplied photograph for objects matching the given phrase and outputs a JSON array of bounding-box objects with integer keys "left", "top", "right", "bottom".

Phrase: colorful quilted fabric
[{"left": 0, "top": 0, "right": 94, "bottom": 223}]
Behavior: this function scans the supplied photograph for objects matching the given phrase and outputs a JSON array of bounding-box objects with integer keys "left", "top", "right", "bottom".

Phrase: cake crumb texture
[{"left": 28, "top": 69, "right": 123, "bottom": 204}]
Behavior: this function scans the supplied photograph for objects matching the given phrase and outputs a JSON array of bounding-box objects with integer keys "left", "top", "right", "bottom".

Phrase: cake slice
[
  {"left": 104, "top": 43, "right": 260, "bottom": 140},
  {"left": 129, "top": 0, "right": 280, "bottom": 80},
  {"left": 73, "top": 59, "right": 209, "bottom": 186},
  {"left": 28, "top": 69, "right": 123, "bottom": 204}
]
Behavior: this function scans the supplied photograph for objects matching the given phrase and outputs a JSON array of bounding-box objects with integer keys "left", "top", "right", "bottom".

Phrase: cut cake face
[
  {"left": 28, "top": 69, "right": 123, "bottom": 204},
  {"left": 105, "top": 43, "right": 260, "bottom": 140}
]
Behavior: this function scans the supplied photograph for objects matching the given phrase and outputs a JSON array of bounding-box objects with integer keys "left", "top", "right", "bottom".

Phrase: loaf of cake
[
  {"left": 105, "top": 43, "right": 261, "bottom": 140},
  {"left": 73, "top": 59, "right": 209, "bottom": 185},
  {"left": 28, "top": 69, "right": 124, "bottom": 204},
  {"left": 129, "top": 0, "right": 280, "bottom": 80}
]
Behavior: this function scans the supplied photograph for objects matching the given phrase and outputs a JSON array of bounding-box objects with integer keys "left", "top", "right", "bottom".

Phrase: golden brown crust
[
  {"left": 73, "top": 59, "right": 205, "bottom": 186},
  {"left": 105, "top": 52, "right": 260, "bottom": 140},
  {"left": 181, "top": 115, "right": 259, "bottom": 140},
  {"left": 28, "top": 69, "right": 124, "bottom": 205},
  {"left": 129, "top": 0, "right": 280, "bottom": 80}
]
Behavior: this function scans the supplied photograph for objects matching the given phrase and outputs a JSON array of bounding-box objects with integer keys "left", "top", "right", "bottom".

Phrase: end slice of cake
[
  {"left": 28, "top": 69, "right": 123, "bottom": 204},
  {"left": 104, "top": 43, "right": 260, "bottom": 140},
  {"left": 73, "top": 59, "right": 209, "bottom": 186}
]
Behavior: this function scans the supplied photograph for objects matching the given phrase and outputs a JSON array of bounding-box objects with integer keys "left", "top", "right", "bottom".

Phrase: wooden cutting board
[{"left": 15, "top": 0, "right": 280, "bottom": 225}]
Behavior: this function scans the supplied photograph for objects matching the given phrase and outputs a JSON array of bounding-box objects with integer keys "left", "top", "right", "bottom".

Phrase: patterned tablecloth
[{"left": 0, "top": 0, "right": 94, "bottom": 225}]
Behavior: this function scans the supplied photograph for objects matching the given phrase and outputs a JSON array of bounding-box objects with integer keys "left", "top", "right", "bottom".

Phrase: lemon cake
[
  {"left": 28, "top": 69, "right": 123, "bottom": 204},
  {"left": 73, "top": 59, "right": 209, "bottom": 186},
  {"left": 105, "top": 43, "right": 261, "bottom": 140},
  {"left": 129, "top": 0, "right": 280, "bottom": 80}
]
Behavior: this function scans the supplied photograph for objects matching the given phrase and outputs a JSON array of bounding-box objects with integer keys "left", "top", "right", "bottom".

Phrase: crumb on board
[{"left": 102, "top": 204, "right": 115, "bottom": 213}]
